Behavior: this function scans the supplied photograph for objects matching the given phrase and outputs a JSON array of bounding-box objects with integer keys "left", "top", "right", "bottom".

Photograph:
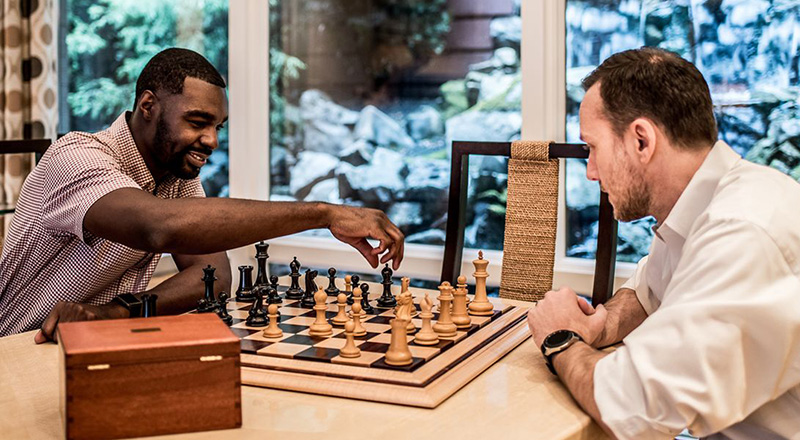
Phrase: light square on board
[
  {"left": 256, "top": 342, "right": 309, "bottom": 358},
  {"left": 331, "top": 351, "right": 384, "bottom": 366}
]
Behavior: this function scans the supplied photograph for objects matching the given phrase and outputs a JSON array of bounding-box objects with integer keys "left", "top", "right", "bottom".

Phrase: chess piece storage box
[{"left": 57, "top": 314, "right": 241, "bottom": 440}]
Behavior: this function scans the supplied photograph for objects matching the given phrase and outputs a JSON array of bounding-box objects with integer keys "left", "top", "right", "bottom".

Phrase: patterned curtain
[{"left": 0, "top": 0, "right": 58, "bottom": 246}]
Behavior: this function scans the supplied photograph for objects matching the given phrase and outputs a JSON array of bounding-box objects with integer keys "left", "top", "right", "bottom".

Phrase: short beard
[
  {"left": 612, "top": 150, "right": 651, "bottom": 222},
  {"left": 154, "top": 114, "right": 199, "bottom": 180}
]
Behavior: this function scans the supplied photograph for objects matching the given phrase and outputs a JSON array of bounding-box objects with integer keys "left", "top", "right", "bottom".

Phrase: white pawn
[
  {"left": 414, "top": 293, "right": 439, "bottom": 346},
  {"left": 451, "top": 275, "right": 472, "bottom": 329},
  {"left": 262, "top": 304, "right": 283, "bottom": 338},
  {"left": 309, "top": 287, "right": 333, "bottom": 337},
  {"left": 339, "top": 320, "right": 361, "bottom": 358},
  {"left": 331, "top": 292, "right": 349, "bottom": 326},
  {"left": 351, "top": 301, "right": 367, "bottom": 337}
]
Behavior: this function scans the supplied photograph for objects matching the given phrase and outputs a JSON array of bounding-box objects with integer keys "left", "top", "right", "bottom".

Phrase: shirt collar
[
  {"left": 659, "top": 140, "right": 740, "bottom": 240},
  {"left": 107, "top": 112, "right": 178, "bottom": 193}
]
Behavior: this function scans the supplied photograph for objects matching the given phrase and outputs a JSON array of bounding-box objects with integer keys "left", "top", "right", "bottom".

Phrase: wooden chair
[{"left": 441, "top": 140, "right": 618, "bottom": 305}]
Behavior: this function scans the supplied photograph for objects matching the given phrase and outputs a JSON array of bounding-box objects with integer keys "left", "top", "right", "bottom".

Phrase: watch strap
[
  {"left": 541, "top": 330, "right": 583, "bottom": 375},
  {"left": 113, "top": 293, "right": 142, "bottom": 318}
]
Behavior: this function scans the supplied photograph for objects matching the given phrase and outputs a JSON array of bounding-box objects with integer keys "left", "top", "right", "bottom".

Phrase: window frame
[{"left": 226, "top": 0, "right": 635, "bottom": 291}]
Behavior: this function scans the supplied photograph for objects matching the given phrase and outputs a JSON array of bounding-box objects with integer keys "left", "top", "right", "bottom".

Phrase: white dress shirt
[{"left": 594, "top": 141, "right": 800, "bottom": 440}]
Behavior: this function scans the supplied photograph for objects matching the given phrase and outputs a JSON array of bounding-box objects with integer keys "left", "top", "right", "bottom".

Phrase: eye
[{"left": 189, "top": 120, "right": 205, "bottom": 128}]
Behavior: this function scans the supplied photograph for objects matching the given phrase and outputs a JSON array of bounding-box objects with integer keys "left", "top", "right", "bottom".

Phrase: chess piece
[
  {"left": 377, "top": 264, "right": 397, "bottom": 308},
  {"left": 262, "top": 304, "right": 283, "bottom": 338},
  {"left": 384, "top": 318, "right": 413, "bottom": 366},
  {"left": 351, "top": 301, "right": 367, "bottom": 337},
  {"left": 216, "top": 292, "right": 233, "bottom": 325},
  {"left": 246, "top": 287, "right": 269, "bottom": 327},
  {"left": 331, "top": 293, "right": 349, "bottom": 326},
  {"left": 468, "top": 251, "right": 493, "bottom": 316},
  {"left": 285, "top": 257, "right": 304, "bottom": 299},
  {"left": 142, "top": 294, "right": 158, "bottom": 318},
  {"left": 452, "top": 275, "right": 472, "bottom": 329},
  {"left": 400, "top": 276, "right": 417, "bottom": 317},
  {"left": 309, "top": 287, "right": 333, "bottom": 337},
  {"left": 339, "top": 320, "right": 361, "bottom": 358},
  {"left": 433, "top": 282, "right": 457, "bottom": 338},
  {"left": 235, "top": 265, "right": 256, "bottom": 302},
  {"left": 325, "top": 267, "right": 340, "bottom": 296},
  {"left": 254, "top": 241, "right": 270, "bottom": 288},
  {"left": 395, "top": 288, "right": 416, "bottom": 334},
  {"left": 199, "top": 265, "right": 218, "bottom": 313},
  {"left": 301, "top": 269, "right": 318, "bottom": 308},
  {"left": 347, "top": 275, "right": 360, "bottom": 305},
  {"left": 414, "top": 293, "right": 439, "bottom": 346},
  {"left": 269, "top": 275, "right": 281, "bottom": 302},
  {"left": 359, "top": 283, "right": 375, "bottom": 314}
]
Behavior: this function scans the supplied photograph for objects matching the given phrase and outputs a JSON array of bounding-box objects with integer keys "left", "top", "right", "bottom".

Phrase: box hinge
[
  {"left": 87, "top": 364, "right": 111, "bottom": 371},
  {"left": 200, "top": 355, "right": 223, "bottom": 362}
]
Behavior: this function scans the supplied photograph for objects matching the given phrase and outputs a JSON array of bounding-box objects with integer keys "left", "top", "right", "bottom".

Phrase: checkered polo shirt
[{"left": 0, "top": 113, "right": 205, "bottom": 336}]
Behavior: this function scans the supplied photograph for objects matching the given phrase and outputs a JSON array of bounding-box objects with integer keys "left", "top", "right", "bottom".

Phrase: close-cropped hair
[
  {"left": 582, "top": 46, "right": 718, "bottom": 149},
  {"left": 133, "top": 48, "right": 226, "bottom": 111}
]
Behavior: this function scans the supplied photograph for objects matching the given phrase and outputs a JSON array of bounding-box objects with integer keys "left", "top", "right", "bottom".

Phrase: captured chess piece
[
  {"left": 262, "top": 304, "right": 283, "bottom": 338},
  {"left": 254, "top": 241, "right": 270, "bottom": 289},
  {"left": 359, "top": 283, "right": 375, "bottom": 314},
  {"left": 198, "top": 265, "right": 219, "bottom": 313},
  {"left": 384, "top": 318, "right": 413, "bottom": 366},
  {"left": 325, "top": 267, "right": 340, "bottom": 296},
  {"left": 452, "top": 275, "right": 472, "bottom": 329},
  {"left": 433, "top": 282, "right": 458, "bottom": 338},
  {"left": 339, "top": 320, "right": 361, "bottom": 358},
  {"left": 141, "top": 294, "right": 158, "bottom": 318},
  {"left": 309, "top": 287, "right": 333, "bottom": 337},
  {"left": 285, "top": 257, "right": 304, "bottom": 299},
  {"left": 468, "top": 251, "right": 493, "bottom": 316},
  {"left": 246, "top": 287, "right": 269, "bottom": 327},
  {"left": 235, "top": 265, "right": 256, "bottom": 302},
  {"left": 216, "top": 292, "right": 233, "bottom": 325},
  {"left": 414, "top": 293, "right": 439, "bottom": 346},
  {"left": 377, "top": 264, "right": 397, "bottom": 308},
  {"left": 347, "top": 274, "right": 360, "bottom": 305},
  {"left": 269, "top": 275, "right": 282, "bottom": 303},
  {"left": 300, "top": 269, "right": 318, "bottom": 308},
  {"left": 331, "top": 293, "right": 349, "bottom": 326}
]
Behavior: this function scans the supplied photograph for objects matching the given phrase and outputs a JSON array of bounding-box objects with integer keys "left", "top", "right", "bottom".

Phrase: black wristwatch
[
  {"left": 541, "top": 330, "right": 583, "bottom": 375},
  {"left": 113, "top": 293, "right": 142, "bottom": 318}
]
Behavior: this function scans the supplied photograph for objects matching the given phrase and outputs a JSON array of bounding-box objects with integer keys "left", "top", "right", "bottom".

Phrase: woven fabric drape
[
  {"left": 0, "top": 0, "right": 58, "bottom": 246},
  {"left": 499, "top": 140, "right": 559, "bottom": 302}
]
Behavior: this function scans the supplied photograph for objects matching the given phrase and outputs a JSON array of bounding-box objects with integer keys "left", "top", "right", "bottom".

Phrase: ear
[
  {"left": 630, "top": 118, "right": 657, "bottom": 165},
  {"left": 137, "top": 90, "right": 158, "bottom": 122}
]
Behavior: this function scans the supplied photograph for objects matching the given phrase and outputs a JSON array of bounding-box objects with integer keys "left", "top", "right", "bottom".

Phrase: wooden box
[{"left": 57, "top": 314, "right": 241, "bottom": 440}]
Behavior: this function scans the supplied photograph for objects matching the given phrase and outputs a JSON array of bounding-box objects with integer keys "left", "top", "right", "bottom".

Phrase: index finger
[{"left": 37, "top": 306, "right": 62, "bottom": 344}]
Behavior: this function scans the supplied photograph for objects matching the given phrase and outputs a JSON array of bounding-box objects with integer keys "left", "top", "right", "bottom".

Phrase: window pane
[
  {"left": 269, "top": 0, "right": 521, "bottom": 251},
  {"left": 63, "top": 0, "right": 230, "bottom": 197},
  {"left": 565, "top": 1, "right": 800, "bottom": 263}
]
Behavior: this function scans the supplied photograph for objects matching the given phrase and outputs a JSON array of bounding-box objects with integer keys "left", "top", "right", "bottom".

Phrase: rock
[
  {"left": 405, "top": 105, "right": 444, "bottom": 140},
  {"left": 289, "top": 151, "right": 339, "bottom": 200},
  {"left": 464, "top": 201, "right": 505, "bottom": 250},
  {"left": 566, "top": 160, "right": 600, "bottom": 211},
  {"left": 468, "top": 47, "right": 519, "bottom": 74},
  {"left": 354, "top": 105, "right": 415, "bottom": 150},
  {"left": 302, "top": 119, "right": 353, "bottom": 156},
  {"left": 405, "top": 228, "right": 446, "bottom": 245},
  {"left": 304, "top": 178, "right": 342, "bottom": 204},
  {"left": 445, "top": 111, "right": 522, "bottom": 150},
  {"left": 337, "top": 148, "right": 406, "bottom": 205},
  {"left": 387, "top": 202, "right": 424, "bottom": 230},
  {"left": 404, "top": 158, "right": 450, "bottom": 204},
  {"left": 478, "top": 71, "right": 520, "bottom": 104},
  {"left": 340, "top": 138, "right": 375, "bottom": 166},
  {"left": 299, "top": 89, "right": 359, "bottom": 125},
  {"left": 440, "top": 79, "right": 469, "bottom": 119},
  {"left": 335, "top": 162, "right": 357, "bottom": 200},
  {"left": 616, "top": 218, "right": 655, "bottom": 263},
  {"left": 490, "top": 16, "right": 521, "bottom": 49},
  {"left": 270, "top": 146, "right": 291, "bottom": 187}
]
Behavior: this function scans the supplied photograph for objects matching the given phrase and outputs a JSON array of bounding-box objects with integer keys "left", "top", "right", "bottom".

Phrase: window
[
  {"left": 61, "top": 0, "right": 229, "bottom": 197},
  {"left": 565, "top": 0, "right": 800, "bottom": 264}
]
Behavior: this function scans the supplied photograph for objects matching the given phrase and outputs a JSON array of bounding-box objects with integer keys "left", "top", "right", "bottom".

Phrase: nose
[
  {"left": 201, "top": 128, "right": 220, "bottom": 152},
  {"left": 585, "top": 150, "right": 599, "bottom": 182}
]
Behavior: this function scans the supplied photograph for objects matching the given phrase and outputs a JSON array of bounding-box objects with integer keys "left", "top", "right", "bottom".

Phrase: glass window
[
  {"left": 565, "top": 0, "right": 800, "bottom": 263},
  {"left": 268, "top": 0, "right": 522, "bottom": 251},
  {"left": 61, "top": 0, "right": 230, "bottom": 197}
]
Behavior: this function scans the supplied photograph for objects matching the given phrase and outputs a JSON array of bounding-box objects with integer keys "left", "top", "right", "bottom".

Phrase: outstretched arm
[{"left": 84, "top": 188, "right": 404, "bottom": 268}]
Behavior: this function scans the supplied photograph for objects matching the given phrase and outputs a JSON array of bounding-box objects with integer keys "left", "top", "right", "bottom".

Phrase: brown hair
[{"left": 582, "top": 47, "right": 717, "bottom": 149}]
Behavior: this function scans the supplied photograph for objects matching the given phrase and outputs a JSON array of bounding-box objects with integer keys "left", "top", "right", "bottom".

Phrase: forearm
[
  {"left": 138, "top": 254, "right": 232, "bottom": 315},
  {"left": 594, "top": 288, "right": 647, "bottom": 348},
  {"left": 553, "top": 342, "right": 616, "bottom": 438}
]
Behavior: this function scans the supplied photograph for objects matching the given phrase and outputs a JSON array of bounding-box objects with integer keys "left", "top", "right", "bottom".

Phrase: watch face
[{"left": 545, "top": 330, "right": 573, "bottom": 347}]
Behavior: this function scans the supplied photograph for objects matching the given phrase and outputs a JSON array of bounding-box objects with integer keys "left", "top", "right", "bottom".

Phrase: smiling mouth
[{"left": 187, "top": 151, "right": 208, "bottom": 167}]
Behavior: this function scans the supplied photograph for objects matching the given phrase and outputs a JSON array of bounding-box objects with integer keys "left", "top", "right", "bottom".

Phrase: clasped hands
[{"left": 527, "top": 286, "right": 608, "bottom": 349}]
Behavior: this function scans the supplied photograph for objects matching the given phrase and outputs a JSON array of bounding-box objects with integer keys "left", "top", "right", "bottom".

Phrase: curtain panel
[{"left": 0, "top": 0, "right": 58, "bottom": 246}]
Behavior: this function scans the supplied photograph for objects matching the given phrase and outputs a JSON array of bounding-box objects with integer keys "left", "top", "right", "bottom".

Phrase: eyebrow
[{"left": 184, "top": 110, "right": 228, "bottom": 125}]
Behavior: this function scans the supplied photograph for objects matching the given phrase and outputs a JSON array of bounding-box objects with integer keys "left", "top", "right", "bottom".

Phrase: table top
[{"left": 0, "top": 300, "right": 607, "bottom": 440}]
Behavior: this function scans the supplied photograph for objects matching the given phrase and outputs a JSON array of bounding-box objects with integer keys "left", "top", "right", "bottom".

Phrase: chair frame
[
  {"left": 0, "top": 139, "right": 51, "bottom": 155},
  {"left": 441, "top": 141, "right": 618, "bottom": 305}
]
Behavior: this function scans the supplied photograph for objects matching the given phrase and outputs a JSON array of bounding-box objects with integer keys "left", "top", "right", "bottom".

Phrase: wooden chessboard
[{"left": 216, "top": 282, "right": 530, "bottom": 408}]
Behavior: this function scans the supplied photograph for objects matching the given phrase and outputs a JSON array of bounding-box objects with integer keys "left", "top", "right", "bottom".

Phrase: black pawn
[
  {"left": 268, "top": 275, "right": 282, "bottom": 304},
  {"left": 246, "top": 287, "right": 269, "bottom": 327},
  {"left": 376, "top": 264, "right": 397, "bottom": 308},
  {"left": 285, "top": 257, "right": 304, "bottom": 299},
  {"left": 216, "top": 292, "right": 233, "bottom": 326},
  {"left": 236, "top": 265, "right": 256, "bottom": 302},
  {"left": 199, "top": 265, "right": 219, "bottom": 313},
  {"left": 142, "top": 294, "right": 158, "bottom": 317},
  {"left": 254, "top": 241, "right": 270, "bottom": 288},
  {"left": 300, "top": 269, "right": 318, "bottom": 308},
  {"left": 265, "top": 287, "right": 281, "bottom": 320},
  {"left": 347, "top": 274, "right": 360, "bottom": 305},
  {"left": 360, "top": 282, "right": 375, "bottom": 314},
  {"left": 325, "top": 267, "right": 340, "bottom": 296}
]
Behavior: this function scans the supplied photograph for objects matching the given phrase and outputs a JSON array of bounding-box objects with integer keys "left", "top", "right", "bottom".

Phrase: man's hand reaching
[
  {"left": 34, "top": 300, "right": 128, "bottom": 344},
  {"left": 326, "top": 204, "right": 405, "bottom": 270}
]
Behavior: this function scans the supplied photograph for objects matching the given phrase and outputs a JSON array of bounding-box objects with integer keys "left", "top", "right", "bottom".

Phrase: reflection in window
[
  {"left": 268, "top": 0, "right": 521, "bottom": 250},
  {"left": 565, "top": 0, "right": 800, "bottom": 263},
  {"left": 62, "top": 0, "right": 230, "bottom": 197}
]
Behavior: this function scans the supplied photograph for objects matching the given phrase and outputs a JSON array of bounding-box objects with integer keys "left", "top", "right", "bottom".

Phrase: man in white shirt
[{"left": 527, "top": 46, "right": 800, "bottom": 439}]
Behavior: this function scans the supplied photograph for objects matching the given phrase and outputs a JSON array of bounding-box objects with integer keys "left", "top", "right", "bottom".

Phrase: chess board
[{"left": 218, "top": 282, "right": 530, "bottom": 408}]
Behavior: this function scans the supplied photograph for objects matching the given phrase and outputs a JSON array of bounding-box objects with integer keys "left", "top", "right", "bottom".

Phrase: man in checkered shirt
[{"left": 0, "top": 48, "right": 404, "bottom": 341}]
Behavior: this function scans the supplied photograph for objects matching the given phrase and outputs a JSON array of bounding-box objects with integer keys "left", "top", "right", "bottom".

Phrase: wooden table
[{"left": 0, "top": 306, "right": 607, "bottom": 440}]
